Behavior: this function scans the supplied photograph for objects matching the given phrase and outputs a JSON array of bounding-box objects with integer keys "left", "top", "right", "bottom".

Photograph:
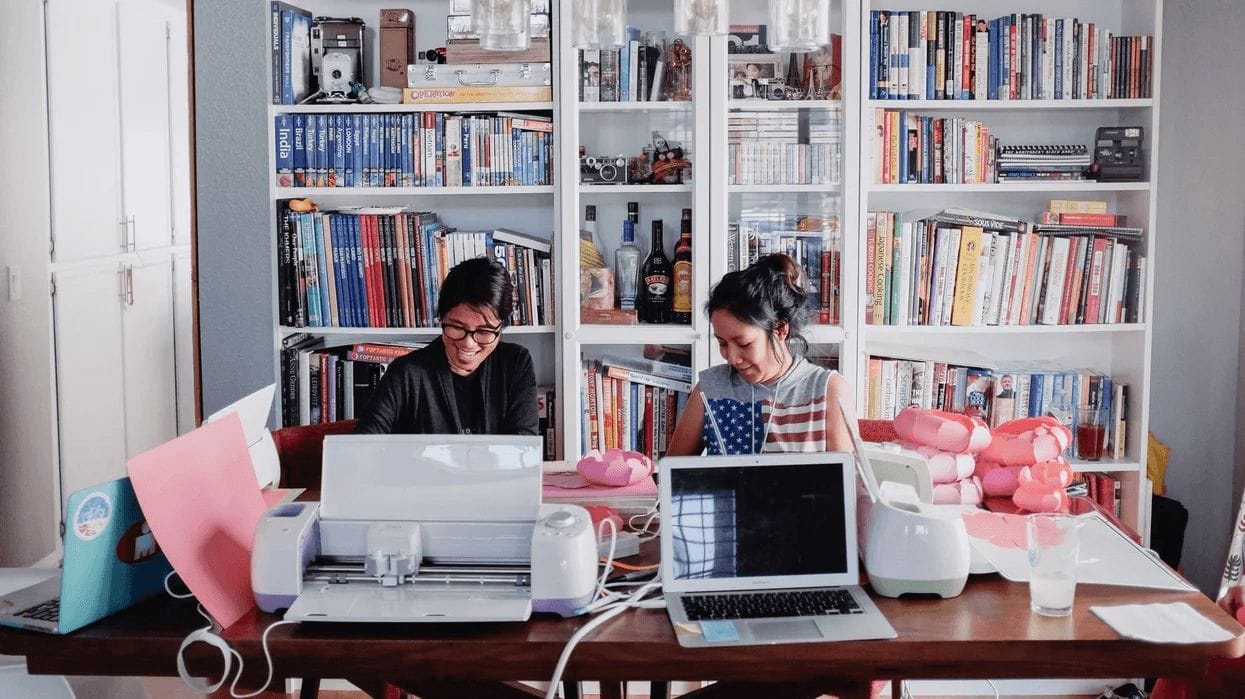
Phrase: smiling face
[
  {"left": 441, "top": 303, "right": 502, "bottom": 376},
  {"left": 710, "top": 310, "right": 791, "bottom": 385}
]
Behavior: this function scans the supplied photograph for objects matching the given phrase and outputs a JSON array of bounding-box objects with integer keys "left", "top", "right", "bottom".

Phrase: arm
[
  {"left": 664, "top": 385, "right": 705, "bottom": 456},
  {"left": 1219, "top": 584, "right": 1245, "bottom": 620},
  {"left": 824, "top": 372, "right": 854, "bottom": 453},
  {"left": 501, "top": 346, "right": 539, "bottom": 435},
  {"left": 353, "top": 361, "right": 411, "bottom": 434}
]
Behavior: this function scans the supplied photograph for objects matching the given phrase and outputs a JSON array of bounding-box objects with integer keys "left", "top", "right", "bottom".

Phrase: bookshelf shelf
[
  {"left": 576, "top": 184, "right": 693, "bottom": 195},
  {"left": 728, "top": 184, "right": 842, "bottom": 193},
  {"left": 728, "top": 99, "right": 844, "bottom": 112},
  {"left": 275, "top": 186, "right": 555, "bottom": 197},
  {"left": 279, "top": 325, "right": 556, "bottom": 338},
  {"left": 865, "top": 98, "right": 1153, "bottom": 111},
  {"left": 863, "top": 324, "right": 1146, "bottom": 339},
  {"left": 866, "top": 182, "right": 1151, "bottom": 194},
  {"left": 574, "top": 324, "right": 700, "bottom": 345},
  {"left": 577, "top": 102, "right": 693, "bottom": 113},
  {"left": 271, "top": 102, "right": 555, "bottom": 114},
  {"left": 1066, "top": 458, "right": 1141, "bottom": 475}
]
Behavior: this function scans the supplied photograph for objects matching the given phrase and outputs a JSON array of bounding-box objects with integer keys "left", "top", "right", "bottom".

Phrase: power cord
[
  {"left": 545, "top": 580, "right": 665, "bottom": 699},
  {"left": 165, "top": 571, "right": 297, "bottom": 696}
]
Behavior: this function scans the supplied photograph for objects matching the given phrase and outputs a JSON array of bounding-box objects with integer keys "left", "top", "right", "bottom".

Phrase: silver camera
[
  {"left": 320, "top": 51, "right": 357, "bottom": 96},
  {"left": 580, "top": 155, "right": 628, "bottom": 185}
]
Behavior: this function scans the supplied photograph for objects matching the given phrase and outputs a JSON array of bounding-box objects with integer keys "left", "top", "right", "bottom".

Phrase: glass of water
[{"left": 1026, "top": 513, "right": 1081, "bottom": 617}]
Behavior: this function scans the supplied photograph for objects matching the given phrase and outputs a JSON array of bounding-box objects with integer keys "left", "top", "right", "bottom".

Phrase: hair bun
[{"left": 762, "top": 253, "right": 806, "bottom": 294}]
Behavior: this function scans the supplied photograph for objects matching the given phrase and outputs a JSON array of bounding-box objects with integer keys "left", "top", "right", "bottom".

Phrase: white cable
[
  {"left": 985, "top": 679, "right": 1000, "bottom": 699},
  {"left": 628, "top": 506, "right": 660, "bottom": 537},
  {"left": 545, "top": 581, "right": 664, "bottom": 699},
  {"left": 163, "top": 571, "right": 195, "bottom": 599}
]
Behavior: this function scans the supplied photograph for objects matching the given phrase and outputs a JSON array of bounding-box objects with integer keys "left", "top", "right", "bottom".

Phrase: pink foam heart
[{"left": 576, "top": 448, "right": 655, "bottom": 487}]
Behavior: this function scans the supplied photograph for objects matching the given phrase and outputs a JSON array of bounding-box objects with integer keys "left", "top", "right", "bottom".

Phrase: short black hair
[
  {"left": 437, "top": 257, "right": 514, "bottom": 326},
  {"left": 706, "top": 253, "right": 809, "bottom": 354}
]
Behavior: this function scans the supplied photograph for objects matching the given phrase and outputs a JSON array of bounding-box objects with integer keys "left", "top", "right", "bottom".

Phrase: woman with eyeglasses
[{"left": 354, "top": 257, "right": 538, "bottom": 435}]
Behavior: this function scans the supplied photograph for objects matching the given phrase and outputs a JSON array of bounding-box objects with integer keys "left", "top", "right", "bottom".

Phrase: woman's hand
[{"left": 1217, "top": 584, "right": 1245, "bottom": 619}]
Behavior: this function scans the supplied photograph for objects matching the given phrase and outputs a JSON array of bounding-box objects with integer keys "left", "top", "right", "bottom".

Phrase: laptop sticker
[
  {"left": 73, "top": 491, "right": 112, "bottom": 541},
  {"left": 700, "top": 620, "right": 741, "bottom": 643}
]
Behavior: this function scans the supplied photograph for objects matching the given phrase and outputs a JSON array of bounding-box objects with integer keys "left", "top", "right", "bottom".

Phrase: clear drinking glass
[
  {"left": 571, "top": 0, "right": 628, "bottom": 50},
  {"left": 1027, "top": 513, "right": 1081, "bottom": 617}
]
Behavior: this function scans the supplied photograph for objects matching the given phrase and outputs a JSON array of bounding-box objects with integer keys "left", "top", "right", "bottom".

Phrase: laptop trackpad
[{"left": 751, "top": 619, "right": 823, "bottom": 642}]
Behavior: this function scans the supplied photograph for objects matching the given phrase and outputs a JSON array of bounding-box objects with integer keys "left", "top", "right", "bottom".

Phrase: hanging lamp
[
  {"left": 768, "top": 0, "right": 831, "bottom": 52},
  {"left": 472, "top": 0, "right": 532, "bottom": 51},
  {"left": 673, "top": 0, "right": 728, "bottom": 36},
  {"left": 572, "top": 0, "right": 629, "bottom": 50}
]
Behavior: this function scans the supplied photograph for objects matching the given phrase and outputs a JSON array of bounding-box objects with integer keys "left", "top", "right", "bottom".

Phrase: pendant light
[
  {"left": 472, "top": 0, "right": 532, "bottom": 51},
  {"left": 768, "top": 0, "right": 831, "bottom": 52},
  {"left": 572, "top": 0, "right": 629, "bottom": 50},
  {"left": 674, "top": 0, "right": 728, "bottom": 36}
]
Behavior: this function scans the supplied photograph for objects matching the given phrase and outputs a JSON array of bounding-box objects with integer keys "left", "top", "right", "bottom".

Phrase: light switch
[{"left": 6, "top": 266, "right": 20, "bottom": 301}]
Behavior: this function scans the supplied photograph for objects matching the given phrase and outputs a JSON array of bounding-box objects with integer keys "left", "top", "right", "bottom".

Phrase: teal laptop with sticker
[{"left": 0, "top": 477, "right": 173, "bottom": 634}]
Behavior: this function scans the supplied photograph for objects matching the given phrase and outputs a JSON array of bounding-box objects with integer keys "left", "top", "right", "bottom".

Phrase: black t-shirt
[{"left": 451, "top": 370, "right": 486, "bottom": 435}]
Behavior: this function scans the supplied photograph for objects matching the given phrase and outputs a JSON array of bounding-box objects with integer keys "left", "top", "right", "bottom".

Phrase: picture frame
[{"left": 726, "top": 55, "right": 785, "bottom": 99}]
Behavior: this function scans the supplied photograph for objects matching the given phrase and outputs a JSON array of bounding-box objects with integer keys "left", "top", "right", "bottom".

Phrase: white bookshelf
[{"left": 853, "top": 0, "right": 1163, "bottom": 539}]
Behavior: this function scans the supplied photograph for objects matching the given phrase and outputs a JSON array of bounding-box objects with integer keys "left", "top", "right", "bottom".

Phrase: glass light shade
[
  {"left": 768, "top": 0, "right": 831, "bottom": 52},
  {"left": 674, "top": 0, "right": 728, "bottom": 36},
  {"left": 472, "top": 0, "right": 532, "bottom": 51},
  {"left": 572, "top": 0, "right": 629, "bottom": 50}
]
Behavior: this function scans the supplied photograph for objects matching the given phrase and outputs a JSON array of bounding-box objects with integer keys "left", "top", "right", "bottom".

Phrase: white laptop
[
  {"left": 205, "top": 383, "right": 280, "bottom": 489},
  {"left": 659, "top": 452, "right": 897, "bottom": 647}
]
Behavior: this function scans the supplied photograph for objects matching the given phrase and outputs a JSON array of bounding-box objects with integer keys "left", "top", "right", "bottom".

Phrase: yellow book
[
  {"left": 950, "top": 225, "right": 983, "bottom": 326},
  {"left": 1048, "top": 199, "right": 1108, "bottom": 214},
  {"left": 402, "top": 86, "right": 553, "bottom": 104}
]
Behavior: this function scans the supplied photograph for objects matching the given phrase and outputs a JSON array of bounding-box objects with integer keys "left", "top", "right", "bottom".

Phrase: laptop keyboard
[
  {"left": 16, "top": 599, "right": 60, "bottom": 623},
  {"left": 682, "top": 589, "right": 862, "bottom": 621}
]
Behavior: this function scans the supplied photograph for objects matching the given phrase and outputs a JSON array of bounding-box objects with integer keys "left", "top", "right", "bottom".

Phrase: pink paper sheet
[{"left": 126, "top": 414, "right": 267, "bottom": 629}]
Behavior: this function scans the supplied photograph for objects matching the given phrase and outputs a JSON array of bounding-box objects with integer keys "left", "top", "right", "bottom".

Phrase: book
[
  {"left": 492, "top": 227, "right": 552, "bottom": 254},
  {"left": 402, "top": 86, "right": 554, "bottom": 104}
]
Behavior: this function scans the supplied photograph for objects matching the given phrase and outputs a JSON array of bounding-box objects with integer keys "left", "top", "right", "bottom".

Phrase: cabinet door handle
[
  {"left": 127, "top": 216, "right": 137, "bottom": 252},
  {"left": 119, "top": 218, "right": 129, "bottom": 252},
  {"left": 126, "top": 266, "right": 135, "bottom": 306},
  {"left": 117, "top": 267, "right": 127, "bottom": 301}
]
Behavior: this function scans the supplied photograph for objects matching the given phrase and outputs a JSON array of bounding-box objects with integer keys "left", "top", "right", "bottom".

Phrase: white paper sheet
[{"left": 1091, "top": 603, "right": 1235, "bottom": 643}]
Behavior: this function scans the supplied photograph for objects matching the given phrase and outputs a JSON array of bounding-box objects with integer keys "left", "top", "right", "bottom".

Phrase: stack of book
[
  {"left": 726, "top": 107, "right": 842, "bottom": 186},
  {"left": 541, "top": 463, "right": 658, "bottom": 519},
  {"left": 728, "top": 209, "right": 840, "bottom": 325},
  {"left": 580, "top": 352, "right": 692, "bottom": 461},
  {"left": 279, "top": 337, "right": 425, "bottom": 427},
  {"left": 996, "top": 144, "right": 1090, "bottom": 181}
]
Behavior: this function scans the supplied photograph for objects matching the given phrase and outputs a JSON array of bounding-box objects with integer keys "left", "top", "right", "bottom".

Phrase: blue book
[
  {"left": 279, "top": 9, "right": 294, "bottom": 104},
  {"left": 401, "top": 113, "right": 413, "bottom": 187},
  {"left": 331, "top": 115, "right": 345, "bottom": 187},
  {"left": 351, "top": 115, "right": 363, "bottom": 187},
  {"left": 269, "top": 2, "right": 283, "bottom": 104},
  {"left": 329, "top": 215, "right": 353, "bottom": 327},
  {"left": 315, "top": 115, "right": 328, "bottom": 187},
  {"left": 303, "top": 112, "right": 317, "bottom": 185},
  {"left": 311, "top": 213, "right": 331, "bottom": 323},
  {"left": 462, "top": 116, "right": 473, "bottom": 186},
  {"left": 299, "top": 212, "right": 321, "bottom": 326},
  {"left": 371, "top": 115, "right": 382, "bottom": 187},
  {"left": 274, "top": 115, "right": 293, "bottom": 186},
  {"left": 341, "top": 115, "right": 355, "bottom": 187},
  {"left": 360, "top": 115, "right": 371, "bottom": 187},
  {"left": 292, "top": 114, "right": 307, "bottom": 186}
]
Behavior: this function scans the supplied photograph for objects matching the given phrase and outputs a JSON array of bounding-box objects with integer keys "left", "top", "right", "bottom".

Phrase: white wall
[
  {"left": 1153, "top": 1, "right": 1245, "bottom": 593},
  {"left": 0, "top": 0, "right": 59, "bottom": 566}
]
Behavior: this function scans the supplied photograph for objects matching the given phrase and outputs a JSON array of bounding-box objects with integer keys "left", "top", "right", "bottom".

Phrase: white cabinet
[
  {"left": 52, "top": 257, "right": 179, "bottom": 497},
  {"left": 52, "top": 264, "right": 128, "bottom": 498},
  {"left": 45, "top": 0, "right": 176, "bottom": 261}
]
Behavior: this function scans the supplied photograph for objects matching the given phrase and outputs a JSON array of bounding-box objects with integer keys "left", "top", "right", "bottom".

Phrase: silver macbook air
[{"left": 659, "top": 452, "right": 897, "bottom": 647}]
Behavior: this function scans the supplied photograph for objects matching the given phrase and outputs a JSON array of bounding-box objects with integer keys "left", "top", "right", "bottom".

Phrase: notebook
[
  {"left": 659, "top": 452, "right": 897, "bottom": 647},
  {"left": 0, "top": 477, "right": 173, "bottom": 634}
]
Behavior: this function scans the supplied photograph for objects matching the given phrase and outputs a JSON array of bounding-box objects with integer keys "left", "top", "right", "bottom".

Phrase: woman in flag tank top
[{"left": 666, "top": 254, "right": 854, "bottom": 456}]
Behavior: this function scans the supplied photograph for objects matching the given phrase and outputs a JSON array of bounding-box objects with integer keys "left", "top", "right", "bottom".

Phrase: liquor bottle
[
  {"left": 615, "top": 214, "right": 640, "bottom": 310},
  {"left": 671, "top": 208, "right": 693, "bottom": 324},
  {"left": 639, "top": 219, "right": 672, "bottom": 323}
]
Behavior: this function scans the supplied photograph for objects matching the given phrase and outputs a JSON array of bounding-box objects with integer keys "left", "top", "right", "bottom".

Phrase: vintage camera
[
  {"left": 580, "top": 155, "right": 629, "bottom": 185},
  {"left": 311, "top": 17, "right": 366, "bottom": 98},
  {"left": 768, "top": 82, "right": 798, "bottom": 100}
]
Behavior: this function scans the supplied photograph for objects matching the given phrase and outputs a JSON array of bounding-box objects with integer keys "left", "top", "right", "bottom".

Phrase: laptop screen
[{"left": 660, "top": 453, "right": 858, "bottom": 593}]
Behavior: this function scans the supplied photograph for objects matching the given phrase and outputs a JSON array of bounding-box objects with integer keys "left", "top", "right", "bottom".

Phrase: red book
[{"left": 1054, "top": 212, "right": 1126, "bottom": 226}]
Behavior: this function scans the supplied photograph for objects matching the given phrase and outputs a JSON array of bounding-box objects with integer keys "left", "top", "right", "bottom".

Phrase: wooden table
[{"left": 2, "top": 573, "right": 1242, "bottom": 699}]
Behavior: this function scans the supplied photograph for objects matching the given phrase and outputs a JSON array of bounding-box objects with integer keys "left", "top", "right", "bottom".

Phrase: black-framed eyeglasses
[{"left": 441, "top": 322, "right": 501, "bottom": 344}]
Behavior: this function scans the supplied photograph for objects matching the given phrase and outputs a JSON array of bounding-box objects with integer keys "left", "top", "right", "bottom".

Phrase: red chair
[{"left": 270, "top": 419, "right": 357, "bottom": 489}]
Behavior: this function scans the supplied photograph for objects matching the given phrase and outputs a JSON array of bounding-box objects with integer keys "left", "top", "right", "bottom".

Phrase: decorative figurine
[{"left": 662, "top": 38, "right": 693, "bottom": 102}]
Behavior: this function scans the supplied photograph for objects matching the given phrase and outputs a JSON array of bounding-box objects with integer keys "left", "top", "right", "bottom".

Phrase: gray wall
[
  {"left": 191, "top": 0, "right": 1245, "bottom": 595},
  {"left": 1153, "top": 0, "right": 1245, "bottom": 594},
  {"left": 194, "top": 0, "right": 278, "bottom": 417}
]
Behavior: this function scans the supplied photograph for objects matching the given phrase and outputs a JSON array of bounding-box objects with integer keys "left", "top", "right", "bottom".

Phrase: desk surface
[{"left": 2, "top": 574, "right": 1242, "bottom": 691}]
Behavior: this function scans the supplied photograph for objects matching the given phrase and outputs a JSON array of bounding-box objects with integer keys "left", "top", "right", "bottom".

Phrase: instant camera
[{"left": 311, "top": 17, "right": 366, "bottom": 101}]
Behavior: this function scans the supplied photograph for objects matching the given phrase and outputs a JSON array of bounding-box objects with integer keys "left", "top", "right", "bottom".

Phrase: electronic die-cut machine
[{"left": 252, "top": 434, "right": 598, "bottom": 622}]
